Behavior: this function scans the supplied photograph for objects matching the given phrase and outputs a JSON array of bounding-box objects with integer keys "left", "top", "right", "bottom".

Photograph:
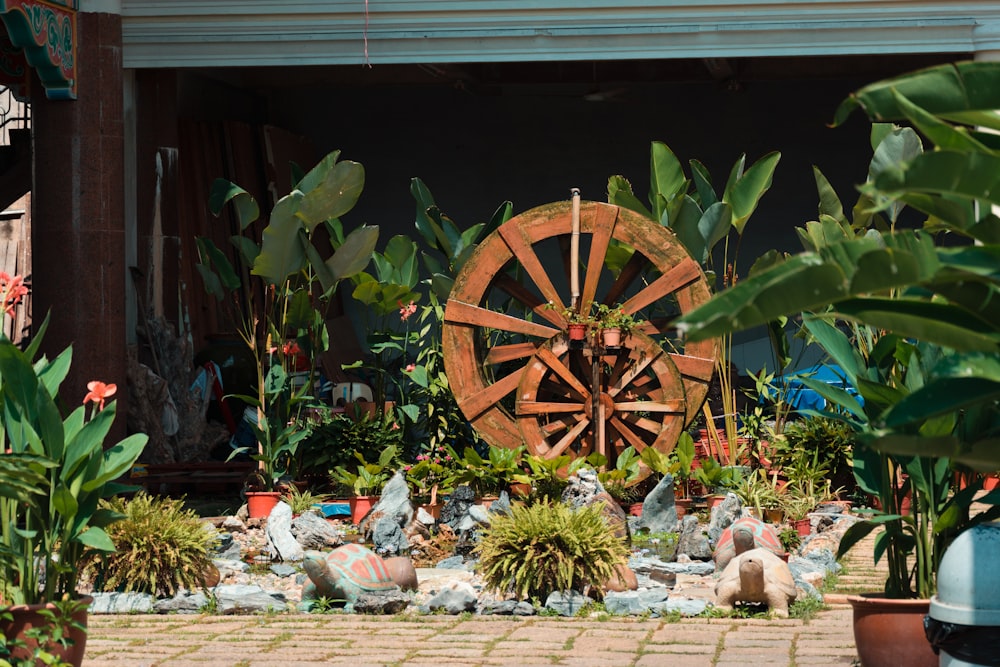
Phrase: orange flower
[
  {"left": 282, "top": 341, "right": 302, "bottom": 357},
  {"left": 0, "top": 272, "right": 28, "bottom": 318},
  {"left": 83, "top": 381, "right": 117, "bottom": 411}
]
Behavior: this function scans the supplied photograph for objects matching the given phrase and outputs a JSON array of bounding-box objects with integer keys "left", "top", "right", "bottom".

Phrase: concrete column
[{"left": 32, "top": 9, "right": 126, "bottom": 438}]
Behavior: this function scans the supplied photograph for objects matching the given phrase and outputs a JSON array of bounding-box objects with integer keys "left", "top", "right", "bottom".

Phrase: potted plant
[
  {"left": 594, "top": 303, "right": 638, "bottom": 348},
  {"left": 733, "top": 467, "right": 782, "bottom": 522},
  {"left": 0, "top": 315, "right": 148, "bottom": 666},
  {"left": 597, "top": 446, "right": 643, "bottom": 515},
  {"left": 404, "top": 448, "right": 458, "bottom": 517},
  {"left": 545, "top": 301, "right": 595, "bottom": 341},
  {"left": 330, "top": 445, "right": 400, "bottom": 524},
  {"left": 197, "top": 150, "right": 379, "bottom": 506},
  {"left": 675, "top": 61, "right": 1000, "bottom": 667},
  {"left": 446, "top": 444, "right": 524, "bottom": 502}
]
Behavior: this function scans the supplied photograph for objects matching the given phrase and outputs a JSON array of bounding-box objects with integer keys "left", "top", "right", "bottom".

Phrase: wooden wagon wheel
[{"left": 442, "top": 199, "right": 720, "bottom": 467}]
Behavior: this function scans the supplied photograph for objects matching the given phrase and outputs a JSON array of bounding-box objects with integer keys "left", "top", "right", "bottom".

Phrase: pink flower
[
  {"left": 83, "top": 380, "right": 117, "bottom": 411},
  {"left": 0, "top": 272, "right": 27, "bottom": 318},
  {"left": 405, "top": 363, "right": 416, "bottom": 373},
  {"left": 398, "top": 300, "right": 417, "bottom": 321},
  {"left": 392, "top": 422, "right": 400, "bottom": 430}
]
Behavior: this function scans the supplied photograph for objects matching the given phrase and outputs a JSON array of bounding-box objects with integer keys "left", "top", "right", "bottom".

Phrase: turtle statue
[
  {"left": 713, "top": 516, "right": 785, "bottom": 570},
  {"left": 300, "top": 544, "right": 399, "bottom": 612},
  {"left": 714, "top": 547, "right": 798, "bottom": 617}
]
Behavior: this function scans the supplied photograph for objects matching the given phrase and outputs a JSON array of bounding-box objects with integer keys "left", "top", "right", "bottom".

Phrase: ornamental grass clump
[
  {"left": 84, "top": 493, "right": 218, "bottom": 597},
  {"left": 474, "top": 500, "right": 629, "bottom": 601}
]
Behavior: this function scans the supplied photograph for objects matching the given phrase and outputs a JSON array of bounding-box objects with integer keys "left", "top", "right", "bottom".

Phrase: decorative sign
[{"left": 0, "top": 0, "right": 77, "bottom": 100}]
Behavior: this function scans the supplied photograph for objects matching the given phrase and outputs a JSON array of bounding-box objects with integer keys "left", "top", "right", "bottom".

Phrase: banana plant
[{"left": 197, "top": 150, "right": 378, "bottom": 490}]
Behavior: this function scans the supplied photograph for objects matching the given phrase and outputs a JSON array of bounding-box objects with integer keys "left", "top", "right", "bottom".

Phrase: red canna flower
[
  {"left": 398, "top": 300, "right": 417, "bottom": 321},
  {"left": 0, "top": 272, "right": 28, "bottom": 318},
  {"left": 83, "top": 381, "right": 117, "bottom": 411}
]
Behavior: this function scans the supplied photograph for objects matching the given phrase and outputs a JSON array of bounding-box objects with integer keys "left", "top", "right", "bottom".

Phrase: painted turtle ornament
[
  {"left": 300, "top": 544, "right": 398, "bottom": 612},
  {"left": 713, "top": 516, "right": 785, "bottom": 570}
]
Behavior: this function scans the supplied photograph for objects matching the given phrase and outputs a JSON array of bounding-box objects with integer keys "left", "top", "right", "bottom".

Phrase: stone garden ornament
[
  {"left": 300, "top": 544, "right": 399, "bottom": 612},
  {"left": 714, "top": 547, "right": 798, "bottom": 617}
]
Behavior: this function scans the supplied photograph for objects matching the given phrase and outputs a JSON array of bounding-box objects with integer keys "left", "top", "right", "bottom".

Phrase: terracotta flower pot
[
  {"left": 246, "top": 491, "right": 282, "bottom": 519},
  {"left": 349, "top": 495, "right": 377, "bottom": 524},
  {"left": 793, "top": 517, "right": 812, "bottom": 537},
  {"left": 848, "top": 594, "right": 937, "bottom": 667},
  {"left": 674, "top": 497, "right": 691, "bottom": 518},
  {"left": 567, "top": 323, "right": 587, "bottom": 340},
  {"left": 0, "top": 596, "right": 93, "bottom": 667}
]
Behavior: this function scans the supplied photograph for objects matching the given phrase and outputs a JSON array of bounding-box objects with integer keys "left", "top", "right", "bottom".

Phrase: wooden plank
[
  {"left": 536, "top": 347, "right": 591, "bottom": 399},
  {"left": 498, "top": 222, "right": 565, "bottom": 312},
  {"left": 485, "top": 342, "right": 538, "bottom": 365},
  {"left": 614, "top": 399, "right": 686, "bottom": 413},
  {"left": 445, "top": 299, "right": 559, "bottom": 338},
  {"left": 458, "top": 366, "right": 523, "bottom": 421},
  {"left": 620, "top": 258, "right": 701, "bottom": 314},
  {"left": 516, "top": 400, "right": 586, "bottom": 415}
]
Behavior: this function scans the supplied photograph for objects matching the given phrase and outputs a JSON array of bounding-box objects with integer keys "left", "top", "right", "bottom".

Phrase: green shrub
[
  {"left": 84, "top": 493, "right": 219, "bottom": 596},
  {"left": 474, "top": 500, "right": 629, "bottom": 601}
]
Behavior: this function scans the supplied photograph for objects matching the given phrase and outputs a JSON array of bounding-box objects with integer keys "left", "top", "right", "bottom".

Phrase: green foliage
[
  {"left": 677, "top": 61, "right": 1000, "bottom": 598},
  {"left": 84, "top": 493, "right": 218, "bottom": 597},
  {"left": 446, "top": 445, "right": 524, "bottom": 497},
  {"left": 789, "top": 595, "right": 827, "bottom": 621},
  {"left": 776, "top": 415, "right": 856, "bottom": 497},
  {"left": 597, "top": 446, "right": 642, "bottom": 501},
  {"left": 0, "top": 315, "right": 148, "bottom": 606},
  {"left": 475, "top": 500, "right": 629, "bottom": 601},
  {"left": 282, "top": 485, "right": 330, "bottom": 515},
  {"left": 513, "top": 452, "right": 590, "bottom": 502},
  {"left": 594, "top": 303, "right": 637, "bottom": 333},
  {"left": 200, "top": 151, "right": 377, "bottom": 490},
  {"left": 330, "top": 444, "right": 400, "bottom": 497}
]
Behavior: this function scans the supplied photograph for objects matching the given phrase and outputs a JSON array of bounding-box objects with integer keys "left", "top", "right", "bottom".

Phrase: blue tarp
[{"left": 775, "top": 364, "right": 864, "bottom": 412}]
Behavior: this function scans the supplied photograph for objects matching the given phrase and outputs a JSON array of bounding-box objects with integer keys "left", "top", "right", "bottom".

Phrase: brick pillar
[{"left": 32, "top": 10, "right": 127, "bottom": 440}]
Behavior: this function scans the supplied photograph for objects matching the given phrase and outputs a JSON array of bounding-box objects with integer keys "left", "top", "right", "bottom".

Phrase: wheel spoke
[
  {"left": 549, "top": 419, "right": 591, "bottom": 458},
  {"left": 601, "top": 250, "right": 647, "bottom": 308},
  {"left": 485, "top": 342, "right": 539, "bottom": 365},
  {"left": 613, "top": 399, "right": 687, "bottom": 413},
  {"left": 669, "top": 352, "right": 715, "bottom": 381},
  {"left": 610, "top": 416, "right": 650, "bottom": 452},
  {"left": 536, "top": 347, "right": 592, "bottom": 400},
  {"left": 609, "top": 348, "right": 664, "bottom": 398},
  {"left": 620, "top": 257, "right": 702, "bottom": 314},
  {"left": 516, "top": 400, "right": 586, "bottom": 415},
  {"left": 618, "top": 413, "right": 663, "bottom": 435},
  {"left": 580, "top": 205, "right": 619, "bottom": 309},
  {"left": 493, "top": 274, "right": 565, "bottom": 327},
  {"left": 499, "top": 223, "right": 566, "bottom": 312},
  {"left": 459, "top": 366, "right": 524, "bottom": 421},
  {"left": 445, "top": 299, "right": 560, "bottom": 338}
]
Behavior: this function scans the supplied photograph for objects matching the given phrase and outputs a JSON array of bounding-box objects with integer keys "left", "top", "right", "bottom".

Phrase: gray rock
[
  {"left": 214, "top": 538, "right": 242, "bottom": 561},
  {"left": 561, "top": 468, "right": 606, "bottom": 507},
  {"left": 602, "top": 588, "right": 663, "bottom": 616},
  {"left": 213, "top": 558, "right": 249, "bottom": 576},
  {"left": 455, "top": 505, "right": 491, "bottom": 533},
  {"left": 628, "top": 556, "right": 686, "bottom": 587},
  {"left": 353, "top": 589, "right": 411, "bottom": 614},
  {"left": 214, "top": 584, "right": 288, "bottom": 614},
  {"left": 652, "top": 598, "right": 709, "bottom": 616},
  {"left": 415, "top": 506, "right": 437, "bottom": 524},
  {"left": 425, "top": 581, "right": 478, "bottom": 614},
  {"left": 487, "top": 491, "right": 512, "bottom": 515},
  {"left": 269, "top": 563, "right": 297, "bottom": 577},
  {"left": 291, "top": 511, "right": 343, "bottom": 550},
  {"left": 372, "top": 516, "right": 410, "bottom": 556},
  {"left": 153, "top": 590, "right": 210, "bottom": 614},
  {"left": 436, "top": 556, "right": 467, "bottom": 569},
  {"left": 89, "top": 592, "right": 155, "bottom": 614},
  {"left": 675, "top": 515, "right": 713, "bottom": 560},
  {"left": 480, "top": 600, "right": 536, "bottom": 616},
  {"left": 543, "top": 590, "right": 592, "bottom": 617},
  {"left": 441, "top": 485, "right": 476, "bottom": 527},
  {"left": 213, "top": 532, "right": 234, "bottom": 552},
  {"left": 801, "top": 547, "right": 841, "bottom": 574},
  {"left": 222, "top": 516, "right": 246, "bottom": 533},
  {"left": 707, "top": 493, "right": 743, "bottom": 545},
  {"left": 638, "top": 474, "right": 679, "bottom": 533},
  {"left": 266, "top": 501, "right": 304, "bottom": 562},
  {"left": 362, "top": 472, "right": 413, "bottom": 532}
]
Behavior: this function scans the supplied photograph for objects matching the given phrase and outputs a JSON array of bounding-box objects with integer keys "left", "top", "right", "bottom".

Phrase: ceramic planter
[
  {"left": 792, "top": 517, "right": 812, "bottom": 537},
  {"left": 601, "top": 327, "right": 622, "bottom": 347},
  {"left": 0, "top": 596, "right": 93, "bottom": 667},
  {"left": 848, "top": 595, "right": 937, "bottom": 667},
  {"left": 567, "top": 323, "right": 587, "bottom": 340}
]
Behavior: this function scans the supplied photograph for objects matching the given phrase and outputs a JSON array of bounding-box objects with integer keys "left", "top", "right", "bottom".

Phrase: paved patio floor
[{"left": 82, "top": 535, "right": 887, "bottom": 667}]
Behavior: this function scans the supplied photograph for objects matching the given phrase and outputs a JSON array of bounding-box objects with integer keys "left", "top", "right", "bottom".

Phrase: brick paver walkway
[{"left": 82, "top": 534, "right": 888, "bottom": 666}]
